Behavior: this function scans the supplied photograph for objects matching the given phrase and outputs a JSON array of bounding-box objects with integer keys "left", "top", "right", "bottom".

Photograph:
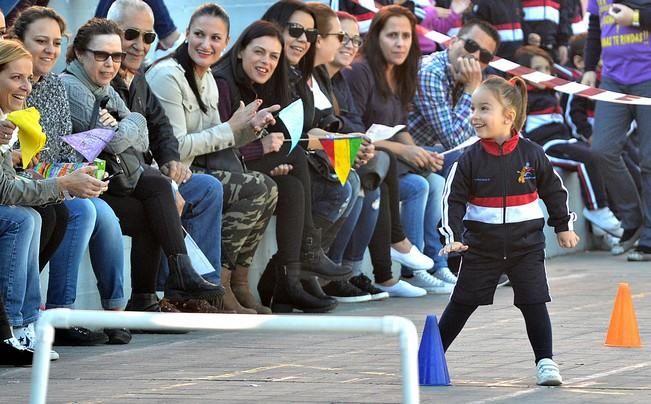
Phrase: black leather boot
[
  {"left": 271, "top": 263, "right": 338, "bottom": 313},
  {"left": 301, "top": 277, "right": 338, "bottom": 307},
  {"left": 165, "top": 254, "right": 225, "bottom": 307},
  {"left": 125, "top": 293, "right": 160, "bottom": 312},
  {"left": 257, "top": 255, "right": 278, "bottom": 307},
  {"left": 301, "top": 229, "right": 352, "bottom": 280}
]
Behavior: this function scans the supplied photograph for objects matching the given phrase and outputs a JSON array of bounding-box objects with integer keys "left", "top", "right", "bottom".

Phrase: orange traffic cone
[{"left": 604, "top": 283, "right": 641, "bottom": 348}]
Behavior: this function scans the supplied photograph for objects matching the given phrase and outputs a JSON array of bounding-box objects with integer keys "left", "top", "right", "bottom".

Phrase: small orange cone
[{"left": 604, "top": 283, "right": 641, "bottom": 348}]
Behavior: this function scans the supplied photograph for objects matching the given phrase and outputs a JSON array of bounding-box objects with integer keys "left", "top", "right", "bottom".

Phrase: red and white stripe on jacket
[
  {"left": 494, "top": 22, "right": 524, "bottom": 42},
  {"left": 525, "top": 105, "right": 564, "bottom": 133},
  {"left": 465, "top": 191, "right": 544, "bottom": 225},
  {"left": 522, "top": 0, "right": 560, "bottom": 24}
]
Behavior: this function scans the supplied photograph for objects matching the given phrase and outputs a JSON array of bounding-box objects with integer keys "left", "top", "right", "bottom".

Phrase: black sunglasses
[
  {"left": 322, "top": 31, "right": 345, "bottom": 43},
  {"left": 287, "top": 23, "right": 318, "bottom": 43},
  {"left": 124, "top": 28, "right": 157, "bottom": 45},
  {"left": 461, "top": 38, "right": 494, "bottom": 64},
  {"left": 342, "top": 33, "right": 363, "bottom": 48},
  {"left": 85, "top": 48, "right": 127, "bottom": 63}
]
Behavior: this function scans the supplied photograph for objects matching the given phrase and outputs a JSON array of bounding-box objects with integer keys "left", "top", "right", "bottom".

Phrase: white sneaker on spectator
[
  {"left": 536, "top": 358, "right": 562, "bottom": 386},
  {"left": 431, "top": 267, "right": 457, "bottom": 284},
  {"left": 376, "top": 280, "right": 427, "bottom": 297},
  {"left": 390, "top": 246, "right": 434, "bottom": 270},
  {"left": 583, "top": 207, "right": 623, "bottom": 238},
  {"left": 13, "top": 324, "right": 59, "bottom": 361},
  {"left": 405, "top": 271, "right": 454, "bottom": 294}
]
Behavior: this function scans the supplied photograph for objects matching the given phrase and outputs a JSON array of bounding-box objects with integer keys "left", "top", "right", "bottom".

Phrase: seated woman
[
  {"left": 145, "top": 4, "right": 279, "bottom": 314},
  {"left": 60, "top": 18, "right": 222, "bottom": 313},
  {"left": 0, "top": 38, "right": 107, "bottom": 360},
  {"left": 12, "top": 5, "right": 129, "bottom": 346},
  {"left": 322, "top": 10, "right": 438, "bottom": 301},
  {"left": 343, "top": 6, "right": 455, "bottom": 296}
]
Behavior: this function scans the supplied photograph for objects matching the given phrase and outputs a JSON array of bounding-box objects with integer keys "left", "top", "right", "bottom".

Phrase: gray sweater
[{"left": 60, "top": 60, "right": 149, "bottom": 157}]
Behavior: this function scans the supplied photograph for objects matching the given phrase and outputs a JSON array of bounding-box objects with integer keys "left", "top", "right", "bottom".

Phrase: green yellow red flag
[{"left": 318, "top": 135, "right": 362, "bottom": 185}]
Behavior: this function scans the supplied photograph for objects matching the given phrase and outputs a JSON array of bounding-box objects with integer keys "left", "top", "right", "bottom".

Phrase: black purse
[
  {"left": 91, "top": 97, "right": 144, "bottom": 196},
  {"left": 306, "top": 149, "right": 340, "bottom": 183}
]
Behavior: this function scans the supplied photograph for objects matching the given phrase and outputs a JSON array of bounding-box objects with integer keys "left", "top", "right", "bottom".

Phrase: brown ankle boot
[
  {"left": 231, "top": 266, "right": 272, "bottom": 314},
  {"left": 221, "top": 267, "right": 256, "bottom": 314}
]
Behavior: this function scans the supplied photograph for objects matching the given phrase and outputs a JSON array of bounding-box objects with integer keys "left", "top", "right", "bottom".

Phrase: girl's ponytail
[{"left": 509, "top": 77, "right": 528, "bottom": 132}]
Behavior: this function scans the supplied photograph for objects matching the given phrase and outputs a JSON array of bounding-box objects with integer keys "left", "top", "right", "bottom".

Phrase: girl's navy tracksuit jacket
[{"left": 441, "top": 134, "right": 574, "bottom": 261}]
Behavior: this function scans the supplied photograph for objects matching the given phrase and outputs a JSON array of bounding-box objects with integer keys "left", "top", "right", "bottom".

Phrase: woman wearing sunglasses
[
  {"left": 11, "top": 6, "right": 132, "bottom": 346},
  {"left": 244, "top": 0, "right": 364, "bottom": 311},
  {"left": 323, "top": 10, "right": 441, "bottom": 301},
  {"left": 61, "top": 18, "right": 224, "bottom": 316},
  {"left": 343, "top": 5, "right": 459, "bottom": 296},
  {"left": 213, "top": 18, "right": 348, "bottom": 313}
]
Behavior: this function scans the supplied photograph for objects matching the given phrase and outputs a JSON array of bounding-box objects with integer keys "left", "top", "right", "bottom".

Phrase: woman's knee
[
  {"left": 399, "top": 174, "right": 428, "bottom": 200},
  {"left": 65, "top": 198, "right": 97, "bottom": 229}
]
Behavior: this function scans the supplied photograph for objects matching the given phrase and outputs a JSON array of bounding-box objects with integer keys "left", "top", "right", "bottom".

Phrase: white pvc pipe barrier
[{"left": 30, "top": 309, "right": 420, "bottom": 404}]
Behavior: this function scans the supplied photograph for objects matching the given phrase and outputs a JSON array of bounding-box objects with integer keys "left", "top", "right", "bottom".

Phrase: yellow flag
[{"left": 7, "top": 107, "right": 46, "bottom": 169}]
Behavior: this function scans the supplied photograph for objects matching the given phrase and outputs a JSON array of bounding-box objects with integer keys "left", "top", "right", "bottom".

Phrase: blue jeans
[
  {"left": 399, "top": 172, "right": 447, "bottom": 274},
  {"left": 311, "top": 175, "right": 353, "bottom": 224},
  {"left": 342, "top": 187, "right": 381, "bottom": 263},
  {"left": 328, "top": 172, "right": 364, "bottom": 263},
  {"left": 179, "top": 174, "right": 223, "bottom": 283},
  {"left": 592, "top": 77, "right": 651, "bottom": 248},
  {"left": 47, "top": 198, "right": 125, "bottom": 310},
  {"left": 0, "top": 206, "right": 41, "bottom": 327}
]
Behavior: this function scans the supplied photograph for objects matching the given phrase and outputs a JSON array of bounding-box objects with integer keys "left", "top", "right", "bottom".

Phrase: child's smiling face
[{"left": 471, "top": 87, "right": 515, "bottom": 144}]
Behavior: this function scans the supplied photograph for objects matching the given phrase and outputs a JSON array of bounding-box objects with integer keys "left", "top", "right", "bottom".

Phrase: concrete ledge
[{"left": 41, "top": 169, "right": 589, "bottom": 310}]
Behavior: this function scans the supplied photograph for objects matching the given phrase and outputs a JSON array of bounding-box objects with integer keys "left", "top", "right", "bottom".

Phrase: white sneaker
[
  {"left": 432, "top": 267, "right": 457, "bottom": 284},
  {"left": 405, "top": 271, "right": 454, "bottom": 294},
  {"left": 13, "top": 324, "right": 59, "bottom": 361},
  {"left": 583, "top": 207, "right": 623, "bottom": 238},
  {"left": 390, "top": 246, "right": 434, "bottom": 270},
  {"left": 376, "top": 280, "right": 427, "bottom": 297},
  {"left": 536, "top": 358, "right": 562, "bottom": 386}
]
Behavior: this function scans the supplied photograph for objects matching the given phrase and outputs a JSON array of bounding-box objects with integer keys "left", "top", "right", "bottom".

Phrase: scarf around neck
[{"left": 65, "top": 59, "right": 111, "bottom": 99}]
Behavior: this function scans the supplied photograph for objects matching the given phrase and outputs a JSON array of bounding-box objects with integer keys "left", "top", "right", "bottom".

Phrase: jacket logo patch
[{"left": 517, "top": 163, "right": 536, "bottom": 184}]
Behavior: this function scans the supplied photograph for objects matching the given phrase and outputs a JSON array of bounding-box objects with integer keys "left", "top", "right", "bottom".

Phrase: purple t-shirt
[{"left": 588, "top": 0, "right": 651, "bottom": 84}]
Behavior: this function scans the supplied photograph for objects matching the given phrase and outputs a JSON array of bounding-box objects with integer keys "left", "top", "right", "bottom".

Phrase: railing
[{"left": 30, "top": 309, "right": 420, "bottom": 404}]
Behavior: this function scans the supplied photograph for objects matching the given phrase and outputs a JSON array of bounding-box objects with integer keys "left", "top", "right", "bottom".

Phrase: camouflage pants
[{"left": 192, "top": 168, "right": 278, "bottom": 269}]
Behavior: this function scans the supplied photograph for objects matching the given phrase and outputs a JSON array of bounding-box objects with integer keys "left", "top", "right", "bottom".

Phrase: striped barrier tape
[{"left": 340, "top": 0, "right": 651, "bottom": 106}]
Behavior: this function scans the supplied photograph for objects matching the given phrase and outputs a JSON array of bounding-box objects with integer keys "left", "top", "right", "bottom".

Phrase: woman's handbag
[
  {"left": 306, "top": 149, "right": 340, "bottom": 183},
  {"left": 90, "top": 96, "right": 144, "bottom": 196}
]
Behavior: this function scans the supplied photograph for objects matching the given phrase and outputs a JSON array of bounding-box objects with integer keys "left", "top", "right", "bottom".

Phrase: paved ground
[{"left": 2, "top": 251, "right": 651, "bottom": 403}]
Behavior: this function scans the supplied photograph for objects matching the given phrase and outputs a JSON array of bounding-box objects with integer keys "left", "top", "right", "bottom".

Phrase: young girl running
[{"left": 438, "top": 76, "right": 580, "bottom": 386}]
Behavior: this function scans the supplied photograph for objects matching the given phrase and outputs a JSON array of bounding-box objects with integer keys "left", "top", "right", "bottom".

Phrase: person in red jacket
[{"left": 438, "top": 75, "right": 579, "bottom": 386}]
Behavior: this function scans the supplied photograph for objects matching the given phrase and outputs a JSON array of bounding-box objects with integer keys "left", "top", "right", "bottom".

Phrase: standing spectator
[
  {"left": 521, "top": 0, "right": 572, "bottom": 64},
  {"left": 468, "top": 0, "right": 523, "bottom": 61},
  {"left": 583, "top": 0, "right": 651, "bottom": 260}
]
